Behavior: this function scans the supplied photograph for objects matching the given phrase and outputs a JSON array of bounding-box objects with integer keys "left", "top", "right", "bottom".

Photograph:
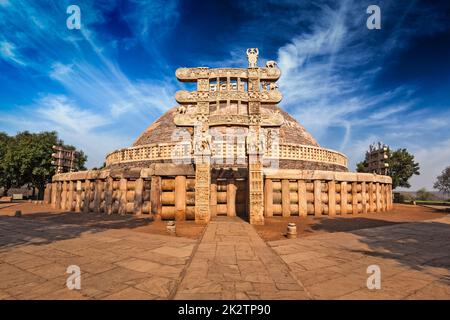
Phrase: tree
[
  {"left": 0, "top": 132, "right": 14, "bottom": 196},
  {"left": 356, "top": 147, "right": 420, "bottom": 189},
  {"left": 388, "top": 148, "right": 420, "bottom": 189},
  {"left": 0, "top": 131, "right": 87, "bottom": 199},
  {"left": 356, "top": 160, "right": 368, "bottom": 173},
  {"left": 434, "top": 166, "right": 450, "bottom": 197},
  {"left": 415, "top": 188, "right": 434, "bottom": 201}
]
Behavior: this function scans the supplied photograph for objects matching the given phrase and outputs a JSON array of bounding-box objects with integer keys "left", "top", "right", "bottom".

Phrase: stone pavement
[
  {"left": 1, "top": 211, "right": 449, "bottom": 299},
  {"left": 175, "top": 217, "right": 310, "bottom": 299},
  {"left": 269, "top": 216, "right": 450, "bottom": 299},
  {"left": 0, "top": 215, "right": 196, "bottom": 299}
]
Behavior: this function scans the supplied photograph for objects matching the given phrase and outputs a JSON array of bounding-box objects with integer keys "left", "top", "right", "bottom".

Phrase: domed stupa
[{"left": 46, "top": 49, "right": 392, "bottom": 224}]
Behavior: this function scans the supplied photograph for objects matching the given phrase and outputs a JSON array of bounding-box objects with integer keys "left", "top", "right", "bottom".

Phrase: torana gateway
[{"left": 45, "top": 49, "right": 393, "bottom": 224}]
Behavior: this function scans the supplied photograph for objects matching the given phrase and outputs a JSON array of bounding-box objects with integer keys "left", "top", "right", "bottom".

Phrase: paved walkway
[
  {"left": 1, "top": 210, "right": 449, "bottom": 299},
  {"left": 175, "top": 217, "right": 309, "bottom": 299}
]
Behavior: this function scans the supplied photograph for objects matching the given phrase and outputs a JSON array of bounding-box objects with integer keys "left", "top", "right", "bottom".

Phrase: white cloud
[{"left": 0, "top": 41, "right": 25, "bottom": 65}]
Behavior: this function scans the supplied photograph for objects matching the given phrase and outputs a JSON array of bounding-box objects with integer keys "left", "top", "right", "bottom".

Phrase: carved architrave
[
  {"left": 176, "top": 67, "right": 280, "bottom": 82},
  {"left": 175, "top": 90, "right": 281, "bottom": 104}
]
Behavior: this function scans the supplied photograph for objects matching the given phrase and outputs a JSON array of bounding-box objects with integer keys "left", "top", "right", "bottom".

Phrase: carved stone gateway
[{"left": 175, "top": 48, "right": 282, "bottom": 224}]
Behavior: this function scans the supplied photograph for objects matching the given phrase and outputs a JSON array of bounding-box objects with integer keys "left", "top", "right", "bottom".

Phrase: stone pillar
[
  {"left": 44, "top": 183, "right": 52, "bottom": 205},
  {"left": 328, "top": 180, "right": 336, "bottom": 216},
  {"left": 75, "top": 180, "right": 82, "bottom": 212},
  {"left": 61, "top": 181, "right": 67, "bottom": 210},
  {"left": 83, "top": 180, "right": 91, "bottom": 213},
  {"left": 298, "top": 180, "right": 307, "bottom": 217},
  {"left": 55, "top": 182, "right": 61, "bottom": 210},
  {"left": 175, "top": 176, "right": 186, "bottom": 220},
  {"left": 352, "top": 182, "right": 358, "bottom": 215},
  {"left": 134, "top": 178, "right": 144, "bottom": 215},
  {"left": 314, "top": 180, "right": 322, "bottom": 216},
  {"left": 361, "top": 182, "right": 367, "bottom": 214},
  {"left": 151, "top": 176, "right": 162, "bottom": 220},
  {"left": 226, "top": 179, "right": 237, "bottom": 217},
  {"left": 118, "top": 178, "right": 127, "bottom": 215},
  {"left": 248, "top": 160, "right": 264, "bottom": 225},
  {"left": 105, "top": 177, "right": 113, "bottom": 215},
  {"left": 210, "top": 182, "right": 217, "bottom": 217},
  {"left": 340, "top": 182, "right": 347, "bottom": 215},
  {"left": 68, "top": 181, "right": 74, "bottom": 211},
  {"left": 264, "top": 179, "right": 273, "bottom": 217},
  {"left": 93, "top": 180, "right": 101, "bottom": 213},
  {"left": 375, "top": 182, "right": 381, "bottom": 212},
  {"left": 51, "top": 182, "right": 57, "bottom": 208},
  {"left": 281, "top": 179, "right": 290, "bottom": 217},
  {"left": 368, "top": 182, "right": 374, "bottom": 212}
]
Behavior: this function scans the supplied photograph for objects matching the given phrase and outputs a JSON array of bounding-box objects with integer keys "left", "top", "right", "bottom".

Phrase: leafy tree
[
  {"left": 434, "top": 166, "right": 450, "bottom": 197},
  {"left": 0, "top": 131, "right": 87, "bottom": 199},
  {"left": 415, "top": 188, "right": 434, "bottom": 201},
  {"left": 0, "top": 132, "right": 14, "bottom": 196},
  {"left": 356, "top": 147, "right": 420, "bottom": 189},
  {"left": 356, "top": 160, "right": 367, "bottom": 173},
  {"left": 388, "top": 148, "right": 420, "bottom": 189}
]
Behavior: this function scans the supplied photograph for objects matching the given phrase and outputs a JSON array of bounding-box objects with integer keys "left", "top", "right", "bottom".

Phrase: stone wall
[{"left": 45, "top": 166, "right": 392, "bottom": 223}]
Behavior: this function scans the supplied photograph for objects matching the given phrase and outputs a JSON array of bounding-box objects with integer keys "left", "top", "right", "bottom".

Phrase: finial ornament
[{"left": 246, "top": 48, "right": 259, "bottom": 68}]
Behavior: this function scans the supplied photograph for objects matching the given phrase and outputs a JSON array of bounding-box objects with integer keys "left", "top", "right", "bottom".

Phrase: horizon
[{"left": 1, "top": 0, "right": 449, "bottom": 191}]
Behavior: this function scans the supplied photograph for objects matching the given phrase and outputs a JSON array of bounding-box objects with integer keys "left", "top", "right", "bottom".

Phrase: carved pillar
[
  {"left": 247, "top": 67, "right": 264, "bottom": 225},
  {"left": 194, "top": 75, "right": 211, "bottom": 224}
]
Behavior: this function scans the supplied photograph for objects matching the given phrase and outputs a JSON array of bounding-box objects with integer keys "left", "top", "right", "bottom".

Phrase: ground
[{"left": 0, "top": 202, "right": 449, "bottom": 299}]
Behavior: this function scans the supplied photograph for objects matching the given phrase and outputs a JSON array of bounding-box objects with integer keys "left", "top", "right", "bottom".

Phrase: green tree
[
  {"left": 388, "top": 148, "right": 420, "bottom": 189},
  {"left": 0, "top": 131, "right": 87, "bottom": 199},
  {"left": 356, "top": 147, "right": 420, "bottom": 189},
  {"left": 356, "top": 160, "right": 368, "bottom": 173},
  {"left": 0, "top": 132, "right": 14, "bottom": 196},
  {"left": 434, "top": 166, "right": 450, "bottom": 197}
]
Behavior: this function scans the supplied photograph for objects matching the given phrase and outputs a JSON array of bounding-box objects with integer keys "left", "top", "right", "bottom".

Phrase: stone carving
[
  {"left": 177, "top": 105, "right": 187, "bottom": 114},
  {"left": 176, "top": 67, "right": 280, "bottom": 81},
  {"left": 246, "top": 48, "right": 259, "bottom": 68},
  {"left": 266, "top": 60, "right": 277, "bottom": 68}
]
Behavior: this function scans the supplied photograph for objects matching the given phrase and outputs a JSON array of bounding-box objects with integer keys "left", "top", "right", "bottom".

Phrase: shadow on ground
[
  {"left": 0, "top": 211, "right": 152, "bottom": 250},
  {"left": 311, "top": 215, "right": 450, "bottom": 285}
]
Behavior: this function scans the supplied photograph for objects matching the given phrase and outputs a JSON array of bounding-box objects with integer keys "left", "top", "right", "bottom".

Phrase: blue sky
[{"left": 0, "top": 0, "right": 449, "bottom": 191}]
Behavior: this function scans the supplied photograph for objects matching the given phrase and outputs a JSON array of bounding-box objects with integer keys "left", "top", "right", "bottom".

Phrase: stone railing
[
  {"left": 105, "top": 143, "right": 348, "bottom": 168},
  {"left": 45, "top": 167, "right": 392, "bottom": 221}
]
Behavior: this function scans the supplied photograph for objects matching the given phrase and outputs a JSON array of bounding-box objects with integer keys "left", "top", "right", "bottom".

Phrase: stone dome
[{"left": 133, "top": 105, "right": 319, "bottom": 147}]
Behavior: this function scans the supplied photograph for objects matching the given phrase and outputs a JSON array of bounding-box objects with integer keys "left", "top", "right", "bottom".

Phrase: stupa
[{"left": 45, "top": 49, "right": 392, "bottom": 224}]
